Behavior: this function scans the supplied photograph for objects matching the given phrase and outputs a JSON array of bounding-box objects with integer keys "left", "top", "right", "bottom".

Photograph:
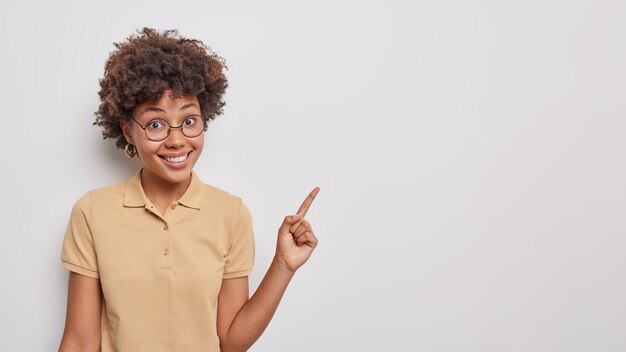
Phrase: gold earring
[{"left": 124, "top": 143, "right": 137, "bottom": 158}]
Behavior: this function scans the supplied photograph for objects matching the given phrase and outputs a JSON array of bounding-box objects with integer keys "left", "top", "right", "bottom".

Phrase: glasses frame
[{"left": 129, "top": 114, "right": 206, "bottom": 142}]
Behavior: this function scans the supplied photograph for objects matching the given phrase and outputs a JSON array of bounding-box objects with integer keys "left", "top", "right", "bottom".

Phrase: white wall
[{"left": 1, "top": 0, "right": 625, "bottom": 351}]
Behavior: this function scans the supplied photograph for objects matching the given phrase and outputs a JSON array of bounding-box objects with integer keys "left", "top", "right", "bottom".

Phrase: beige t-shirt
[{"left": 61, "top": 168, "right": 255, "bottom": 351}]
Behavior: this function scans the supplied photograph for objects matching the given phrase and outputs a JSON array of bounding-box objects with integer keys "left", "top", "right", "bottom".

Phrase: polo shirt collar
[
  {"left": 123, "top": 168, "right": 204, "bottom": 210},
  {"left": 178, "top": 171, "right": 204, "bottom": 209}
]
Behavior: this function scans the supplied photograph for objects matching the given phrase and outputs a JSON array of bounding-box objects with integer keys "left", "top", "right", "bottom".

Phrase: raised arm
[
  {"left": 58, "top": 272, "right": 102, "bottom": 352},
  {"left": 217, "top": 187, "right": 320, "bottom": 352}
]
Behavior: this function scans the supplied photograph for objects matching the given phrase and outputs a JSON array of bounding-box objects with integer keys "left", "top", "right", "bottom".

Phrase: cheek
[
  {"left": 135, "top": 141, "right": 161, "bottom": 156},
  {"left": 192, "top": 136, "right": 205, "bottom": 154}
]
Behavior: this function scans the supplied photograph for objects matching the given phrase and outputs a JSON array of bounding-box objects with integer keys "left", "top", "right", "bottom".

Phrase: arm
[
  {"left": 217, "top": 257, "right": 295, "bottom": 352},
  {"left": 218, "top": 188, "right": 320, "bottom": 352},
  {"left": 58, "top": 272, "right": 102, "bottom": 352}
]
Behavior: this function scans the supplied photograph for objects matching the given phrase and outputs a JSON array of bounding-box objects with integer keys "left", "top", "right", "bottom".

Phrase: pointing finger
[{"left": 296, "top": 187, "right": 320, "bottom": 218}]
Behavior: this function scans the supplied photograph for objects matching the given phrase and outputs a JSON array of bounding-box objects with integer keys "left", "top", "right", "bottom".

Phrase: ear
[{"left": 120, "top": 120, "right": 133, "bottom": 144}]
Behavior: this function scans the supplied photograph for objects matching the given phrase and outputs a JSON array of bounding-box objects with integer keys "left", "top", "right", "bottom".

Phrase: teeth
[{"left": 163, "top": 153, "right": 188, "bottom": 163}]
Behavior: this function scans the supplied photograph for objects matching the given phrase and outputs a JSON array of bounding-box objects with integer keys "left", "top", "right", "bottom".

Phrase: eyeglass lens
[{"left": 144, "top": 115, "right": 204, "bottom": 141}]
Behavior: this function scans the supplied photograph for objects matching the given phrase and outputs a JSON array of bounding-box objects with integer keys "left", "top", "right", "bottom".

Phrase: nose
[{"left": 163, "top": 126, "right": 187, "bottom": 148}]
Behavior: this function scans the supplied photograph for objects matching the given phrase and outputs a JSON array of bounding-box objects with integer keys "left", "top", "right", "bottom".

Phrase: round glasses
[{"left": 129, "top": 115, "right": 206, "bottom": 141}]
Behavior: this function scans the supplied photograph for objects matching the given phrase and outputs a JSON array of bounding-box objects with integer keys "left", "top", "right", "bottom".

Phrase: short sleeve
[
  {"left": 61, "top": 193, "right": 100, "bottom": 279},
  {"left": 223, "top": 198, "right": 255, "bottom": 279}
]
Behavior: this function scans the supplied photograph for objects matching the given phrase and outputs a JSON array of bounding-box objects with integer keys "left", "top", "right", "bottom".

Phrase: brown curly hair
[{"left": 94, "top": 27, "right": 228, "bottom": 149}]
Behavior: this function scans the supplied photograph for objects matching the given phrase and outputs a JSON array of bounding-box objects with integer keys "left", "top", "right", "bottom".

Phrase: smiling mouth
[{"left": 159, "top": 151, "right": 191, "bottom": 163}]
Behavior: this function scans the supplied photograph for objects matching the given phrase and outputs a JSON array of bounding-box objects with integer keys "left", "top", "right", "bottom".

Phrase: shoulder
[
  {"left": 69, "top": 180, "right": 127, "bottom": 212},
  {"left": 202, "top": 183, "right": 240, "bottom": 201},
  {"left": 85, "top": 181, "right": 127, "bottom": 203},
  {"left": 197, "top": 182, "right": 251, "bottom": 221},
  {"left": 200, "top": 183, "right": 244, "bottom": 208}
]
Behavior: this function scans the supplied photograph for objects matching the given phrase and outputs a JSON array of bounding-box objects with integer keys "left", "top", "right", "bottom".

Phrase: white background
[{"left": 1, "top": 0, "right": 625, "bottom": 351}]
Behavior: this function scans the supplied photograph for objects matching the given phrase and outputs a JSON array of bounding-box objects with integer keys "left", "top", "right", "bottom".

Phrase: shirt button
[
  {"left": 171, "top": 204, "right": 177, "bottom": 209},
  {"left": 163, "top": 248, "right": 169, "bottom": 255},
  {"left": 163, "top": 224, "right": 169, "bottom": 230}
]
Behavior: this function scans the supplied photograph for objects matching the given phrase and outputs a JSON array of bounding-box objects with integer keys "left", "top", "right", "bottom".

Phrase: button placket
[
  {"left": 145, "top": 203, "right": 166, "bottom": 222},
  {"left": 158, "top": 217, "right": 172, "bottom": 269}
]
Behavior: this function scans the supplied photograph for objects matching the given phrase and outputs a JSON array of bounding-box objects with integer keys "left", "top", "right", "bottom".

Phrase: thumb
[{"left": 279, "top": 214, "right": 301, "bottom": 234}]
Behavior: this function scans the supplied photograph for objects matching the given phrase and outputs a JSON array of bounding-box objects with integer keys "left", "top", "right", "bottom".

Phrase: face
[{"left": 121, "top": 89, "right": 204, "bottom": 185}]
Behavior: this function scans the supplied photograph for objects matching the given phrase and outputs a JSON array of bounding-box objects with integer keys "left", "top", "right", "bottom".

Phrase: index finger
[{"left": 296, "top": 187, "right": 320, "bottom": 218}]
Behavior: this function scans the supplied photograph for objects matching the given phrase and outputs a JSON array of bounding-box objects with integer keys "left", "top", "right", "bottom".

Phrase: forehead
[{"left": 134, "top": 90, "right": 200, "bottom": 115}]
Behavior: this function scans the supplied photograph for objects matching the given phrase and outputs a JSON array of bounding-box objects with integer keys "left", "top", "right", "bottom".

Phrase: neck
[{"left": 140, "top": 168, "right": 192, "bottom": 206}]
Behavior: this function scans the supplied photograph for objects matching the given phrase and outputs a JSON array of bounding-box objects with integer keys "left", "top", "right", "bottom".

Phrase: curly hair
[{"left": 94, "top": 27, "right": 228, "bottom": 149}]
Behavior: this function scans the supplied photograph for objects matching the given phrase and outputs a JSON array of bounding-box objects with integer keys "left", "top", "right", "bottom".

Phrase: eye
[
  {"left": 184, "top": 116, "right": 198, "bottom": 126},
  {"left": 147, "top": 119, "right": 166, "bottom": 130}
]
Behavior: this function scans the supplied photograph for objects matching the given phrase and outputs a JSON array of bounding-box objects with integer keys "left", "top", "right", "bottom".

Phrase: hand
[{"left": 275, "top": 187, "right": 320, "bottom": 273}]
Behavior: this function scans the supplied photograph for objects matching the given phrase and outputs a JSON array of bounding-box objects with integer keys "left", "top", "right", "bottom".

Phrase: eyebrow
[{"left": 140, "top": 103, "right": 200, "bottom": 115}]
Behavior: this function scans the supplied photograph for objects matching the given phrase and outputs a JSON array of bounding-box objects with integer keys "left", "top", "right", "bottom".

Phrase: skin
[
  {"left": 122, "top": 89, "right": 206, "bottom": 215},
  {"left": 59, "top": 89, "right": 320, "bottom": 352}
]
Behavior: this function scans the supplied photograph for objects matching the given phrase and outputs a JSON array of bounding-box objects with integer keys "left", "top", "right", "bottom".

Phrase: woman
[{"left": 58, "top": 28, "right": 320, "bottom": 352}]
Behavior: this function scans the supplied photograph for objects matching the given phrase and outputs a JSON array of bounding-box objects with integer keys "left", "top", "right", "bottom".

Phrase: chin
[{"left": 161, "top": 171, "right": 193, "bottom": 184}]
